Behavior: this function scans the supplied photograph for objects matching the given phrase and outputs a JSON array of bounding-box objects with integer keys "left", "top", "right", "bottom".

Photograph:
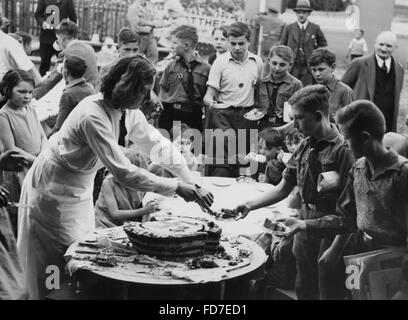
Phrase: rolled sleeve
[
  {"left": 82, "top": 113, "right": 178, "bottom": 197},
  {"left": 126, "top": 109, "right": 198, "bottom": 185}
]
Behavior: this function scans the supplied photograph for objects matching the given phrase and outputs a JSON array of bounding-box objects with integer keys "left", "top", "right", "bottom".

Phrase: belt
[{"left": 231, "top": 106, "right": 253, "bottom": 111}]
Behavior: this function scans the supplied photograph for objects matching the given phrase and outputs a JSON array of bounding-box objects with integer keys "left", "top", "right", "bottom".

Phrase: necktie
[
  {"left": 301, "top": 139, "right": 331, "bottom": 204},
  {"left": 268, "top": 82, "right": 283, "bottom": 117},
  {"left": 381, "top": 59, "right": 388, "bottom": 73},
  {"left": 118, "top": 111, "right": 127, "bottom": 147}
]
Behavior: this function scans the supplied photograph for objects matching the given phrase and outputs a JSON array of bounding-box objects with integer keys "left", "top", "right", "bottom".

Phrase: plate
[
  {"left": 211, "top": 178, "right": 233, "bottom": 187},
  {"left": 244, "top": 109, "right": 265, "bottom": 121}
]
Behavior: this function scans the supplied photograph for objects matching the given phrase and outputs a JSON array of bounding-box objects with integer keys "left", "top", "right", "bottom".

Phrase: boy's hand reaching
[
  {"left": 234, "top": 203, "right": 251, "bottom": 220},
  {"left": 277, "top": 217, "right": 306, "bottom": 237}
]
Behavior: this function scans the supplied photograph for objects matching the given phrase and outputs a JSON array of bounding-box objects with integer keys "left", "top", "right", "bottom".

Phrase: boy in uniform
[
  {"left": 281, "top": 100, "right": 408, "bottom": 300},
  {"left": 235, "top": 85, "right": 355, "bottom": 299}
]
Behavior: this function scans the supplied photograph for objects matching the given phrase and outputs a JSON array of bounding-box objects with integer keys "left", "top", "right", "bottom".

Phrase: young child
[
  {"left": 148, "top": 123, "right": 201, "bottom": 177},
  {"left": 235, "top": 85, "right": 355, "bottom": 300},
  {"left": 48, "top": 55, "right": 95, "bottom": 137},
  {"left": 208, "top": 25, "right": 229, "bottom": 65},
  {"left": 280, "top": 128, "right": 304, "bottom": 209},
  {"left": 257, "top": 45, "right": 302, "bottom": 130},
  {"left": 95, "top": 150, "right": 157, "bottom": 228},
  {"left": 281, "top": 100, "right": 408, "bottom": 300},
  {"left": 347, "top": 29, "right": 368, "bottom": 61},
  {"left": 258, "top": 127, "right": 287, "bottom": 186},
  {"left": 309, "top": 48, "right": 354, "bottom": 122}
]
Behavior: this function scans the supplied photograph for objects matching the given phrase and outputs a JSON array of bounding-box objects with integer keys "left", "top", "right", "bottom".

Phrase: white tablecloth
[
  {"left": 33, "top": 79, "right": 65, "bottom": 122},
  {"left": 143, "top": 177, "right": 298, "bottom": 239}
]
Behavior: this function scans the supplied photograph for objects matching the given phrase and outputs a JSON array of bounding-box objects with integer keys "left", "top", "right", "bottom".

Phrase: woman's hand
[
  {"left": 234, "top": 203, "right": 251, "bottom": 220},
  {"left": 176, "top": 182, "right": 214, "bottom": 211},
  {"left": 277, "top": 217, "right": 306, "bottom": 237},
  {"left": 0, "top": 186, "right": 10, "bottom": 207},
  {"left": 0, "top": 149, "right": 31, "bottom": 171}
]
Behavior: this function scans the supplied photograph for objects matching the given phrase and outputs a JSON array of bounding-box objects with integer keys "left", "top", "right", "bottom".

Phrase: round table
[
  {"left": 65, "top": 226, "right": 266, "bottom": 299},
  {"left": 65, "top": 177, "right": 296, "bottom": 299}
]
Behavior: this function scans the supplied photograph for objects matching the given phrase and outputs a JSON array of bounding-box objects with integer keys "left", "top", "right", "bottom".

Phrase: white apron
[{"left": 17, "top": 147, "right": 96, "bottom": 300}]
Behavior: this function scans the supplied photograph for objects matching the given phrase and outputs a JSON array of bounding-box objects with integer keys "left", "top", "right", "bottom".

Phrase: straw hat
[{"left": 293, "top": 0, "right": 313, "bottom": 12}]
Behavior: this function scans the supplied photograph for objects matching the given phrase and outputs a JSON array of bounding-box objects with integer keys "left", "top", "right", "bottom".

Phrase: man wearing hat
[{"left": 280, "top": 0, "right": 327, "bottom": 86}]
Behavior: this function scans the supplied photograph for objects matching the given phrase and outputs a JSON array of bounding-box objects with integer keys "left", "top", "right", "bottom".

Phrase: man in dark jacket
[
  {"left": 35, "top": 0, "right": 77, "bottom": 76},
  {"left": 341, "top": 31, "right": 404, "bottom": 133},
  {"left": 280, "top": 0, "right": 327, "bottom": 86}
]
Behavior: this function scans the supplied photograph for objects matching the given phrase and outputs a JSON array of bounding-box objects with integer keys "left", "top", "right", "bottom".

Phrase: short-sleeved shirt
[
  {"left": 283, "top": 124, "right": 354, "bottom": 219},
  {"left": 207, "top": 52, "right": 263, "bottom": 108},
  {"left": 325, "top": 76, "right": 355, "bottom": 121},
  {"left": 348, "top": 38, "right": 368, "bottom": 56},
  {"left": 0, "top": 104, "right": 45, "bottom": 157},
  {"left": 0, "top": 30, "right": 34, "bottom": 81},
  {"left": 158, "top": 54, "right": 210, "bottom": 104},
  {"left": 256, "top": 73, "right": 302, "bottom": 117},
  {"left": 305, "top": 150, "right": 408, "bottom": 283}
]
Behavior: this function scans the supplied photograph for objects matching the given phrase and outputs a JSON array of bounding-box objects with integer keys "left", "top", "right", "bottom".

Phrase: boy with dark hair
[
  {"left": 48, "top": 55, "right": 94, "bottom": 136},
  {"left": 235, "top": 85, "right": 355, "bottom": 299},
  {"left": 34, "top": 18, "right": 98, "bottom": 99},
  {"left": 309, "top": 48, "right": 354, "bottom": 122},
  {"left": 158, "top": 25, "right": 210, "bottom": 132},
  {"left": 15, "top": 31, "right": 33, "bottom": 55},
  {"left": 98, "top": 27, "right": 140, "bottom": 87},
  {"left": 281, "top": 100, "right": 408, "bottom": 300},
  {"left": 204, "top": 21, "right": 263, "bottom": 177},
  {"left": 258, "top": 127, "right": 286, "bottom": 186}
]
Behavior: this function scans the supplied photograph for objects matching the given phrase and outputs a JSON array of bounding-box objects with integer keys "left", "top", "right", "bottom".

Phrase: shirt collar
[
  {"left": 297, "top": 21, "right": 309, "bottom": 30},
  {"left": 357, "top": 150, "right": 405, "bottom": 180},
  {"left": 175, "top": 53, "right": 203, "bottom": 65},
  {"left": 308, "top": 123, "right": 340, "bottom": 146},
  {"left": 263, "top": 72, "right": 292, "bottom": 85},
  {"left": 375, "top": 54, "right": 392, "bottom": 72},
  {"left": 325, "top": 75, "right": 338, "bottom": 92},
  {"left": 65, "top": 77, "right": 86, "bottom": 89},
  {"left": 228, "top": 51, "right": 257, "bottom": 64}
]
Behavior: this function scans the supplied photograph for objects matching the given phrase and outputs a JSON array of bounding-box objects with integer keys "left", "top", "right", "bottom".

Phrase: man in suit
[
  {"left": 280, "top": 0, "right": 327, "bottom": 86},
  {"left": 341, "top": 31, "right": 404, "bottom": 133},
  {"left": 35, "top": 0, "right": 77, "bottom": 76}
]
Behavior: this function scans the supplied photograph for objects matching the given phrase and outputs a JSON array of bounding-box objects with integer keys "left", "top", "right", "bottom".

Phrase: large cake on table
[{"left": 123, "top": 216, "right": 222, "bottom": 259}]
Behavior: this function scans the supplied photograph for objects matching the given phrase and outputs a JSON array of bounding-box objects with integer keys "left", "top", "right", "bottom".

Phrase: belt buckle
[{"left": 173, "top": 103, "right": 182, "bottom": 110}]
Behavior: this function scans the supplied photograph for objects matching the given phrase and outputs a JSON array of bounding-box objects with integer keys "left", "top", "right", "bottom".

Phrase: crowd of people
[{"left": 0, "top": 0, "right": 407, "bottom": 300}]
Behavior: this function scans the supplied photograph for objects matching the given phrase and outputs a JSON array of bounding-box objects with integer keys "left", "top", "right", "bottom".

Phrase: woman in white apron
[{"left": 17, "top": 54, "right": 214, "bottom": 299}]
